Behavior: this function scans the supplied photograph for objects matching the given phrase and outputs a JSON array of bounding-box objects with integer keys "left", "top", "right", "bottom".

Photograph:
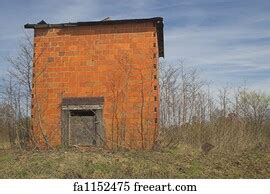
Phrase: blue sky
[{"left": 1, "top": 0, "right": 270, "bottom": 93}]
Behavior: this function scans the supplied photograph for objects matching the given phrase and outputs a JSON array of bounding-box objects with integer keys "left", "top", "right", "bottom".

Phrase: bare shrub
[{"left": 158, "top": 62, "right": 270, "bottom": 153}]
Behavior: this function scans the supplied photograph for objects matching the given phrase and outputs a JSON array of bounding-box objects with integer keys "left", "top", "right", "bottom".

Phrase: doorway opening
[{"left": 61, "top": 97, "right": 104, "bottom": 147}]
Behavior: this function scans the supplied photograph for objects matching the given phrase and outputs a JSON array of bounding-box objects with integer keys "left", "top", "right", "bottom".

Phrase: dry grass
[
  {"left": 160, "top": 121, "right": 270, "bottom": 153},
  {"left": 0, "top": 130, "right": 11, "bottom": 150},
  {"left": 0, "top": 145, "right": 269, "bottom": 179}
]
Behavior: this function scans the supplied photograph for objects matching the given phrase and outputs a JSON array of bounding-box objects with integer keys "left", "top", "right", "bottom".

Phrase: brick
[{"left": 32, "top": 21, "right": 160, "bottom": 149}]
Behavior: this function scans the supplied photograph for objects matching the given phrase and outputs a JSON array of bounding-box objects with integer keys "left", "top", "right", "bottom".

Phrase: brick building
[{"left": 25, "top": 17, "right": 164, "bottom": 149}]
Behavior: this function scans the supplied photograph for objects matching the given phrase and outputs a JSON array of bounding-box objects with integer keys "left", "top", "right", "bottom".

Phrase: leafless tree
[
  {"left": 158, "top": 61, "right": 270, "bottom": 152},
  {"left": 0, "top": 33, "right": 33, "bottom": 148}
]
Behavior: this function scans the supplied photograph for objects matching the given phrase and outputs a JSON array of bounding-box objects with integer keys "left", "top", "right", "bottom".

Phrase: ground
[{"left": 0, "top": 145, "right": 269, "bottom": 178}]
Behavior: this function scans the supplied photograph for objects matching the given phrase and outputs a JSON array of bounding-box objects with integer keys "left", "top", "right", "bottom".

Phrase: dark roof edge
[
  {"left": 24, "top": 17, "right": 164, "bottom": 57},
  {"left": 24, "top": 17, "right": 163, "bottom": 29},
  {"left": 156, "top": 20, "right": 164, "bottom": 57}
]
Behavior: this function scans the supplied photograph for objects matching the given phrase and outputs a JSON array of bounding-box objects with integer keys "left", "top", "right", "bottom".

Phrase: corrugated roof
[{"left": 24, "top": 17, "right": 164, "bottom": 57}]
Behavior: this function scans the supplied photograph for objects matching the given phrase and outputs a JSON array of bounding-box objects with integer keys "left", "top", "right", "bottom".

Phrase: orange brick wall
[{"left": 32, "top": 21, "right": 160, "bottom": 149}]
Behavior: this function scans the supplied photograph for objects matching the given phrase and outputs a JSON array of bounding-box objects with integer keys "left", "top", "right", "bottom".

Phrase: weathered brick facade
[{"left": 25, "top": 17, "right": 164, "bottom": 149}]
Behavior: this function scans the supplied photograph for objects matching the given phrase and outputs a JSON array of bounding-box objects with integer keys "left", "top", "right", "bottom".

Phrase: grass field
[{"left": 0, "top": 145, "right": 269, "bottom": 178}]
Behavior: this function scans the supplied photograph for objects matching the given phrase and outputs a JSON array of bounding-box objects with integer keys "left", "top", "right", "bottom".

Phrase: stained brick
[{"left": 47, "top": 57, "right": 54, "bottom": 63}]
